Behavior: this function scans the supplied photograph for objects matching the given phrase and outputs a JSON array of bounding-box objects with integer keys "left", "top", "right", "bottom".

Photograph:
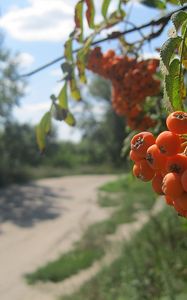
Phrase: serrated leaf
[
  {"left": 102, "top": 0, "right": 111, "bottom": 19},
  {"left": 58, "top": 82, "right": 68, "bottom": 109},
  {"left": 64, "top": 111, "right": 76, "bottom": 126},
  {"left": 36, "top": 111, "right": 51, "bottom": 152},
  {"left": 70, "top": 73, "right": 81, "bottom": 101},
  {"left": 74, "top": 0, "right": 84, "bottom": 43},
  {"left": 165, "top": 58, "right": 183, "bottom": 110},
  {"left": 171, "top": 11, "right": 187, "bottom": 32},
  {"left": 160, "top": 37, "right": 182, "bottom": 70},
  {"left": 141, "top": 0, "right": 166, "bottom": 9},
  {"left": 181, "top": 19, "right": 187, "bottom": 38},
  {"left": 85, "top": 0, "right": 95, "bottom": 29},
  {"left": 64, "top": 38, "right": 73, "bottom": 62}
]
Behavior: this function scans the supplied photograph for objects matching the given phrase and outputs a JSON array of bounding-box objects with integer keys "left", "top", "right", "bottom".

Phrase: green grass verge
[
  {"left": 26, "top": 247, "right": 104, "bottom": 284},
  {"left": 98, "top": 175, "right": 156, "bottom": 213},
  {"left": 25, "top": 176, "right": 155, "bottom": 285},
  {"left": 25, "top": 165, "right": 124, "bottom": 181},
  {"left": 60, "top": 207, "right": 187, "bottom": 300}
]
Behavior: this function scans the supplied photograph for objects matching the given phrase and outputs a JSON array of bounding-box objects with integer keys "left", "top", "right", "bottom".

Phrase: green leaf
[
  {"left": 102, "top": 0, "right": 111, "bottom": 19},
  {"left": 179, "top": 0, "right": 187, "bottom": 5},
  {"left": 181, "top": 19, "right": 187, "bottom": 37},
  {"left": 167, "top": 0, "right": 179, "bottom": 4},
  {"left": 58, "top": 82, "right": 68, "bottom": 109},
  {"left": 70, "top": 73, "right": 81, "bottom": 101},
  {"left": 74, "top": 0, "right": 84, "bottom": 43},
  {"left": 64, "top": 111, "right": 76, "bottom": 126},
  {"left": 64, "top": 38, "right": 73, "bottom": 62},
  {"left": 141, "top": 0, "right": 166, "bottom": 9},
  {"left": 36, "top": 125, "right": 45, "bottom": 153},
  {"left": 85, "top": 0, "right": 95, "bottom": 29},
  {"left": 165, "top": 58, "right": 183, "bottom": 110},
  {"left": 171, "top": 11, "right": 187, "bottom": 32},
  {"left": 36, "top": 111, "right": 51, "bottom": 152},
  {"left": 76, "top": 48, "right": 88, "bottom": 83},
  {"left": 41, "top": 111, "right": 51, "bottom": 134},
  {"left": 160, "top": 36, "right": 182, "bottom": 70}
]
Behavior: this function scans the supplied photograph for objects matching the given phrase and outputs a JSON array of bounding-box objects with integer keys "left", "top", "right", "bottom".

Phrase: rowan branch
[{"left": 21, "top": 4, "right": 187, "bottom": 78}]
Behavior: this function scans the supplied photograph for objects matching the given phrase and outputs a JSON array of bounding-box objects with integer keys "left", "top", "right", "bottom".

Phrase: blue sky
[{"left": 0, "top": 0, "right": 176, "bottom": 141}]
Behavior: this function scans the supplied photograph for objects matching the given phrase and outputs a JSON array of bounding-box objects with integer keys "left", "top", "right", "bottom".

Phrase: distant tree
[
  {"left": 78, "top": 75, "right": 126, "bottom": 167},
  {"left": 0, "top": 36, "right": 24, "bottom": 123}
]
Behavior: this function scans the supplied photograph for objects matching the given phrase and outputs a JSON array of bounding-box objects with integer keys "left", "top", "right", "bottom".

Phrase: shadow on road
[{"left": 0, "top": 182, "right": 71, "bottom": 227}]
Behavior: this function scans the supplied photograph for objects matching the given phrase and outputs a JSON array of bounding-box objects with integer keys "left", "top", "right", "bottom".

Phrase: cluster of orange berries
[
  {"left": 87, "top": 47, "right": 160, "bottom": 130},
  {"left": 130, "top": 111, "right": 187, "bottom": 217}
]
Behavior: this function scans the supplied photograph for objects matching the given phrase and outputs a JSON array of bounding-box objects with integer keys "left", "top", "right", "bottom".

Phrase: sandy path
[{"left": 0, "top": 175, "right": 117, "bottom": 300}]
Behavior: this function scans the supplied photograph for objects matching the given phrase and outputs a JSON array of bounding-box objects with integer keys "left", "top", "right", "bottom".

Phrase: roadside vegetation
[
  {"left": 61, "top": 206, "right": 187, "bottom": 300},
  {"left": 25, "top": 175, "right": 155, "bottom": 284}
]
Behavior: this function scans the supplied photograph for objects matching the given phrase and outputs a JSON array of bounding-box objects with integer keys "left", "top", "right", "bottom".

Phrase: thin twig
[{"left": 20, "top": 5, "right": 187, "bottom": 78}]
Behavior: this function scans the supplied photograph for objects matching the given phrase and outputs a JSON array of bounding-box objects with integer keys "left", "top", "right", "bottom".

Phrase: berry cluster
[
  {"left": 87, "top": 47, "right": 160, "bottom": 130},
  {"left": 130, "top": 111, "right": 187, "bottom": 217}
]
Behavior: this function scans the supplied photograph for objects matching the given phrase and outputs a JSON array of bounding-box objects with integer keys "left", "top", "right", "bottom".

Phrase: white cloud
[
  {"left": 0, "top": 0, "right": 124, "bottom": 42},
  {"left": 0, "top": 0, "right": 76, "bottom": 42},
  {"left": 15, "top": 52, "right": 35, "bottom": 68},
  {"left": 13, "top": 102, "right": 50, "bottom": 124}
]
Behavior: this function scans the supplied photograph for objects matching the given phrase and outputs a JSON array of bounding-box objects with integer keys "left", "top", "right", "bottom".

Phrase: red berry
[
  {"left": 133, "top": 159, "right": 155, "bottom": 181},
  {"left": 156, "top": 131, "right": 180, "bottom": 156},
  {"left": 131, "top": 132, "right": 155, "bottom": 158},
  {"left": 166, "top": 111, "right": 187, "bottom": 134},
  {"left": 162, "top": 173, "right": 184, "bottom": 197},
  {"left": 181, "top": 169, "right": 187, "bottom": 192},
  {"left": 146, "top": 144, "right": 167, "bottom": 170}
]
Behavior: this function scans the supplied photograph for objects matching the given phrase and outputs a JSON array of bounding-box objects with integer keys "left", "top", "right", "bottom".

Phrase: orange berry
[
  {"left": 166, "top": 111, "right": 187, "bottom": 134},
  {"left": 146, "top": 144, "right": 167, "bottom": 170},
  {"left": 166, "top": 154, "right": 187, "bottom": 174},
  {"left": 129, "top": 150, "right": 141, "bottom": 162},
  {"left": 165, "top": 195, "right": 174, "bottom": 206},
  {"left": 162, "top": 173, "right": 184, "bottom": 197},
  {"left": 152, "top": 173, "right": 164, "bottom": 195},
  {"left": 181, "top": 169, "right": 187, "bottom": 192},
  {"left": 156, "top": 131, "right": 180, "bottom": 156},
  {"left": 131, "top": 132, "right": 155, "bottom": 158},
  {"left": 173, "top": 192, "right": 187, "bottom": 215},
  {"left": 133, "top": 160, "right": 155, "bottom": 181}
]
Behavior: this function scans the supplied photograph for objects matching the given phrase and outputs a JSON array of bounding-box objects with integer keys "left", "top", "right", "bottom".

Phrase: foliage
[
  {"left": 160, "top": 10, "right": 187, "bottom": 111},
  {"left": 61, "top": 207, "right": 187, "bottom": 300},
  {"left": 26, "top": 247, "right": 104, "bottom": 284},
  {"left": 35, "top": 0, "right": 187, "bottom": 151},
  {"left": 0, "top": 38, "right": 24, "bottom": 122}
]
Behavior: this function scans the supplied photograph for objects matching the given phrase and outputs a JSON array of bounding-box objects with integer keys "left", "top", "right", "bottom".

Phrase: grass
[
  {"left": 60, "top": 207, "right": 187, "bottom": 300},
  {"left": 25, "top": 165, "right": 124, "bottom": 181},
  {"left": 25, "top": 175, "right": 155, "bottom": 285},
  {"left": 26, "top": 247, "right": 104, "bottom": 284}
]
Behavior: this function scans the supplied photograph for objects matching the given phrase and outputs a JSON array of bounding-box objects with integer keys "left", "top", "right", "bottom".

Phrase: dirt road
[{"left": 0, "top": 175, "right": 117, "bottom": 300}]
